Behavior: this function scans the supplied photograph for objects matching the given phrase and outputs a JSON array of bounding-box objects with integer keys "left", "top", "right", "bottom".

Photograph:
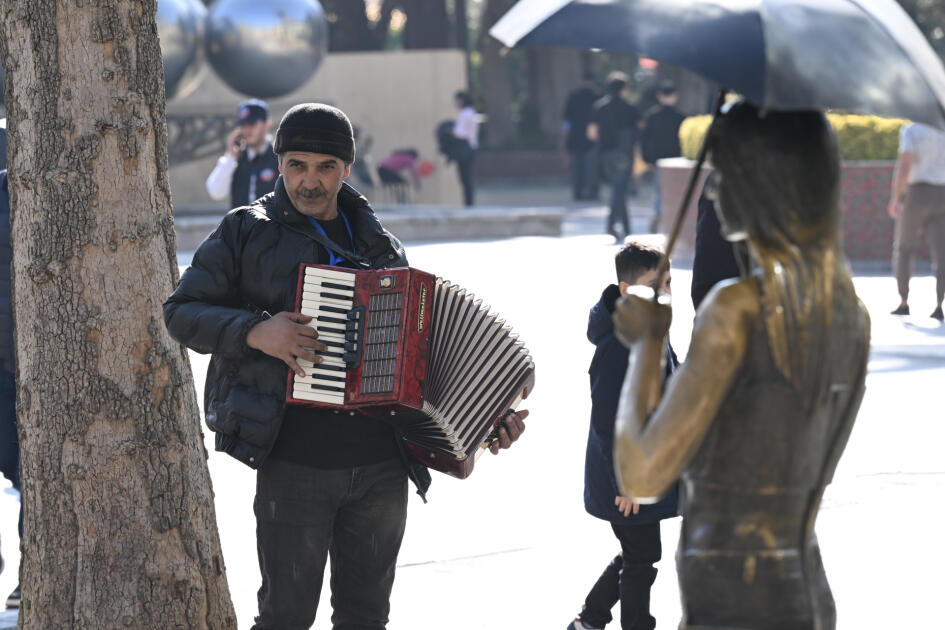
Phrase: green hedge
[{"left": 679, "top": 113, "right": 908, "bottom": 161}]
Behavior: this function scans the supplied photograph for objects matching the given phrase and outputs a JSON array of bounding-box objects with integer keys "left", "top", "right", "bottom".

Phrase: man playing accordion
[{"left": 164, "top": 103, "right": 527, "bottom": 630}]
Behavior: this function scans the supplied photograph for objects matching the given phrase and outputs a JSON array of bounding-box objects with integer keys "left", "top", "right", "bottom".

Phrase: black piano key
[
  {"left": 321, "top": 281, "right": 353, "bottom": 291},
  {"left": 319, "top": 305, "right": 348, "bottom": 314},
  {"left": 304, "top": 382, "right": 346, "bottom": 393},
  {"left": 320, "top": 291, "right": 353, "bottom": 301},
  {"left": 310, "top": 373, "right": 346, "bottom": 383}
]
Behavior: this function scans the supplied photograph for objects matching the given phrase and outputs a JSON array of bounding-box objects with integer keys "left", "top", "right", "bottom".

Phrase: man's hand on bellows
[
  {"left": 489, "top": 409, "right": 529, "bottom": 454},
  {"left": 246, "top": 312, "right": 326, "bottom": 377}
]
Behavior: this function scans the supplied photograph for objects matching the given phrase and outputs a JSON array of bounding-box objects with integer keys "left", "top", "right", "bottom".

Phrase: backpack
[{"left": 435, "top": 120, "right": 458, "bottom": 162}]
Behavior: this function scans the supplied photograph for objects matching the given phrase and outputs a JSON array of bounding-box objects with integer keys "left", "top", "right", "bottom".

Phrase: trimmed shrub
[{"left": 679, "top": 113, "right": 908, "bottom": 161}]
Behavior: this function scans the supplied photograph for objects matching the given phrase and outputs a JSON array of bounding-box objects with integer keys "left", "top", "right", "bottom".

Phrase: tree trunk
[
  {"left": 478, "top": 0, "right": 518, "bottom": 148},
  {"left": 530, "top": 47, "right": 584, "bottom": 139},
  {"left": 402, "top": 0, "right": 450, "bottom": 49},
  {"left": 321, "top": 0, "right": 383, "bottom": 52},
  {"left": 0, "top": 2, "right": 236, "bottom": 628}
]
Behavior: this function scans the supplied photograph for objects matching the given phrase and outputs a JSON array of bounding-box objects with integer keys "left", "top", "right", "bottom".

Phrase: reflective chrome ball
[
  {"left": 157, "top": 0, "right": 208, "bottom": 100},
  {"left": 205, "top": 0, "right": 328, "bottom": 98}
]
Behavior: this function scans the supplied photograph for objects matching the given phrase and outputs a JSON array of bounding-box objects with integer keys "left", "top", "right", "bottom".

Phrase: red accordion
[{"left": 286, "top": 263, "right": 535, "bottom": 478}]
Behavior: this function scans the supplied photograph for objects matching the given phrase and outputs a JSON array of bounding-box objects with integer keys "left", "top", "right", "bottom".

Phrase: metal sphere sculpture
[
  {"left": 157, "top": 0, "right": 208, "bottom": 100},
  {"left": 205, "top": 0, "right": 328, "bottom": 98}
]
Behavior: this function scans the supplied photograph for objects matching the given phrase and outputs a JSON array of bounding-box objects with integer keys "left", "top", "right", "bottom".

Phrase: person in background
[
  {"left": 0, "top": 163, "right": 21, "bottom": 610},
  {"left": 887, "top": 121, "right": 945, "bottom": 321},
  {"left": 377, "top": 149, "right": 422, "bottom": 188},
  {"left": 205, "top": 99, "right": 279, "bottom": 209},
  {"left": 452, "top": 90, "right": 479, "bottom": 207},
  {"left": 377, "top": 149, "right": 430, "bottom": 204},
  {"left": 568, "top": 240, "right": 679, "bottom": 630},
  {"left": 589, "top": 72, "right": 642, "bottom": 241},
  {"left": 641, "top": 81, "right": 686, "bottom": 233},
  {"left": 563, "top": 73, "right": 601, "bottom": 201}
]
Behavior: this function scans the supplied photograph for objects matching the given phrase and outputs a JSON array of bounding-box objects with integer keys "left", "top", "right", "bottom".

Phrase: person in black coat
[
  {"left": 589, "top": 72, "right": 642, "bottom": 240},
  {"left": 563, "top": 73, "right": 601, "bottom": 200},
  {"left": 166, "top": 103, "right": 526, "bottom": 630},
  {"left": 0, "top": 167, "right": 22, "bottom": 610},
  {"left": 569, "top": 241, "right": 679, "bottom": 630},
  {"left": 690, "top": 172, "right": 747, "bottom": 311},
  {"left": 641, "top": 81, "right": 686, "bottom": 233}
]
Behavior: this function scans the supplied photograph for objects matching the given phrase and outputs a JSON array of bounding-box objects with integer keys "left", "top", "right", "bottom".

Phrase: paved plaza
[{"left": 0, "top": 211, "right": 943, "bottom": 629}]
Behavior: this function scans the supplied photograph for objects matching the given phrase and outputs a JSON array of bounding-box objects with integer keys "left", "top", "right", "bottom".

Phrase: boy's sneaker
[
  {"left": 567, "top": 619, "right": 603, "bottom": 630},
  {"left": 5, "top": 584, "right": 19, "bottom": 609}
]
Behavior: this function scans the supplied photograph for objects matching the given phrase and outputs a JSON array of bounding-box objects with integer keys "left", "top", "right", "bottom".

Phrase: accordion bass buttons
[{"left": 343, "top": 306, "right": 366, "bottom": 369}]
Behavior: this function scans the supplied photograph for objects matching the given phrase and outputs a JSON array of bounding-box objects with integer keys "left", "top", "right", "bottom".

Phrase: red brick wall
[{"left": 658, "top": 160, "right": 929, "bottom": 263}]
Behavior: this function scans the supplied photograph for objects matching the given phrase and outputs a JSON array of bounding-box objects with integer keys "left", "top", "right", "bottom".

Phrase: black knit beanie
[{"left": 274, "top": 103, "right": 356, "bottom": 163}]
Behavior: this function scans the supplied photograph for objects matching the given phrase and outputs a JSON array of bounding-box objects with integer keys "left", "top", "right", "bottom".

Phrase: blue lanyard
[{"left": 307, "top": 211, "right": 356, "bottom": 267}]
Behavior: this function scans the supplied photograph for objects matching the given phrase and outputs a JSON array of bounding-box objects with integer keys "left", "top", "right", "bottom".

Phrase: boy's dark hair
[
  {"left": 454, "top": 90, "right": 473, "bottom": 107},
  {"left": 615, "top": 240, "right": 664, "bottom": 284}
]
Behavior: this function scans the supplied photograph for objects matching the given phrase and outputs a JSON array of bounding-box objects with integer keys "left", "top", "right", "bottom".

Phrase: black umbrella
[
  {"left": 490, "top": 0, "right": 945, "bottom": 129},
  {"left": 490, "top": 0, "right": 945, "bottom": 268}
]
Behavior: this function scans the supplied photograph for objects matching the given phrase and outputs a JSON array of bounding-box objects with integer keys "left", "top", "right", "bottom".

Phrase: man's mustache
[{"left": 297, "top": 186, "right": 326, "bottom": 199}]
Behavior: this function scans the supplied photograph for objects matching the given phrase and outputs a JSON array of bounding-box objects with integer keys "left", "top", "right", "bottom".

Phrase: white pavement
[{"left": 0, "top": 233, "right": 943, "bottom": 629}]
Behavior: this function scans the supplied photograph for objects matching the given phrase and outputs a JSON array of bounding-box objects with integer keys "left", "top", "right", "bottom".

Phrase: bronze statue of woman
[{"left": 613, "top": 102, "right": 871, "bottom": 629}]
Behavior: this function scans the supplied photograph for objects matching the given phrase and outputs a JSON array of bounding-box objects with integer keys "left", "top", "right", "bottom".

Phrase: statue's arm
[{"left": 613, "top": 279, "right": 758, "bottom": 500}]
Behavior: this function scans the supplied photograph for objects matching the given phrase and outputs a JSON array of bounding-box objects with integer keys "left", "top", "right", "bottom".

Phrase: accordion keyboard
[{"left": 293, "top": 266, "right": 360, "bottom": 404}]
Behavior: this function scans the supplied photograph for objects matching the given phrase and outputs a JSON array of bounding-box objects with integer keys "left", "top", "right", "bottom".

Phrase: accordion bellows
[{"left": 287, "top": 264, "right": 535, "bottom": 478}]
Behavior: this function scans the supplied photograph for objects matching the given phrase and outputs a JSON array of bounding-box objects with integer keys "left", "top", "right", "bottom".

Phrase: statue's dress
[{"left": 678, "top": 285, "right": 868, "bottom": 630}]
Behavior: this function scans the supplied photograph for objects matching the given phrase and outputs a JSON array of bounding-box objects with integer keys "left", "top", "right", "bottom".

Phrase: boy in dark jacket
[{"left": 569, "top": 240, "right": 679, "bottom": 630}]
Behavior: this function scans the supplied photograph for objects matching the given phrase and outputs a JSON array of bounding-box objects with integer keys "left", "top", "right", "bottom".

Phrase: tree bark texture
[
  {"left": 401, "top": 0, "right": 450, "bottom": 50},
  {"left": 0, "top": 2, "right": 236, "bottom": 628},
  {"left": 528, "top": 47, "right": 583, "bottom": 139},
  {"left": 321, "top": 0, "right": 384, "bottom": 52}
]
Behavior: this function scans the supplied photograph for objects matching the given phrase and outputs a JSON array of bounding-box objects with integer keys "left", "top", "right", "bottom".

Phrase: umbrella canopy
[{"left": 491, "top": 0, "right": 945, "bottom": 130}]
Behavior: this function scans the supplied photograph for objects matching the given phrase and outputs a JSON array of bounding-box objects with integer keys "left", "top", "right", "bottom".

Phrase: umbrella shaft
[{"left": 657, "top": 89, "right": 727, "bottom": 290}]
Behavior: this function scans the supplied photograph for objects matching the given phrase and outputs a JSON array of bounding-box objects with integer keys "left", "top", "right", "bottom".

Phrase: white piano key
[
  {"left": 304, "top": 267, "right": 356, "bottom": 283},
  {"left": 292, "top": 388, "right": 346, "bottom": 404}
]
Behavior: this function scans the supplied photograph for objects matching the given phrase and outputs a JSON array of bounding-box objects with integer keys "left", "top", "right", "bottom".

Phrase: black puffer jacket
[
  {"left": 0, "top": 171, "right": 13, "bottom": 374},
  {"left": 164, "top": 176, "right": 432, "bottom": 498}
]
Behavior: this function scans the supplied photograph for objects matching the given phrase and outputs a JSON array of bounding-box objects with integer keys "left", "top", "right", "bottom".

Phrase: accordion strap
[{"left": 282, "top": 216, "right": 371, "bottom": 269}]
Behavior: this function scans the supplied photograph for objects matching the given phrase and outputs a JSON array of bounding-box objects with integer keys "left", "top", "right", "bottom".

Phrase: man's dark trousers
[
  {"left": 454, "top": 141, "right": 476, "bottom": 206},
  {"left": 600, "top": 150, "right": 632, "bottom": 236},
  {"left": 570, "top": 149, "right": 598, "bottom": 200},
  {"left": 251, "top": 457, "right": 408, "bottom": 630},
  {"left": 579, "top": 523, "right": 661, "bottom": 630}
]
